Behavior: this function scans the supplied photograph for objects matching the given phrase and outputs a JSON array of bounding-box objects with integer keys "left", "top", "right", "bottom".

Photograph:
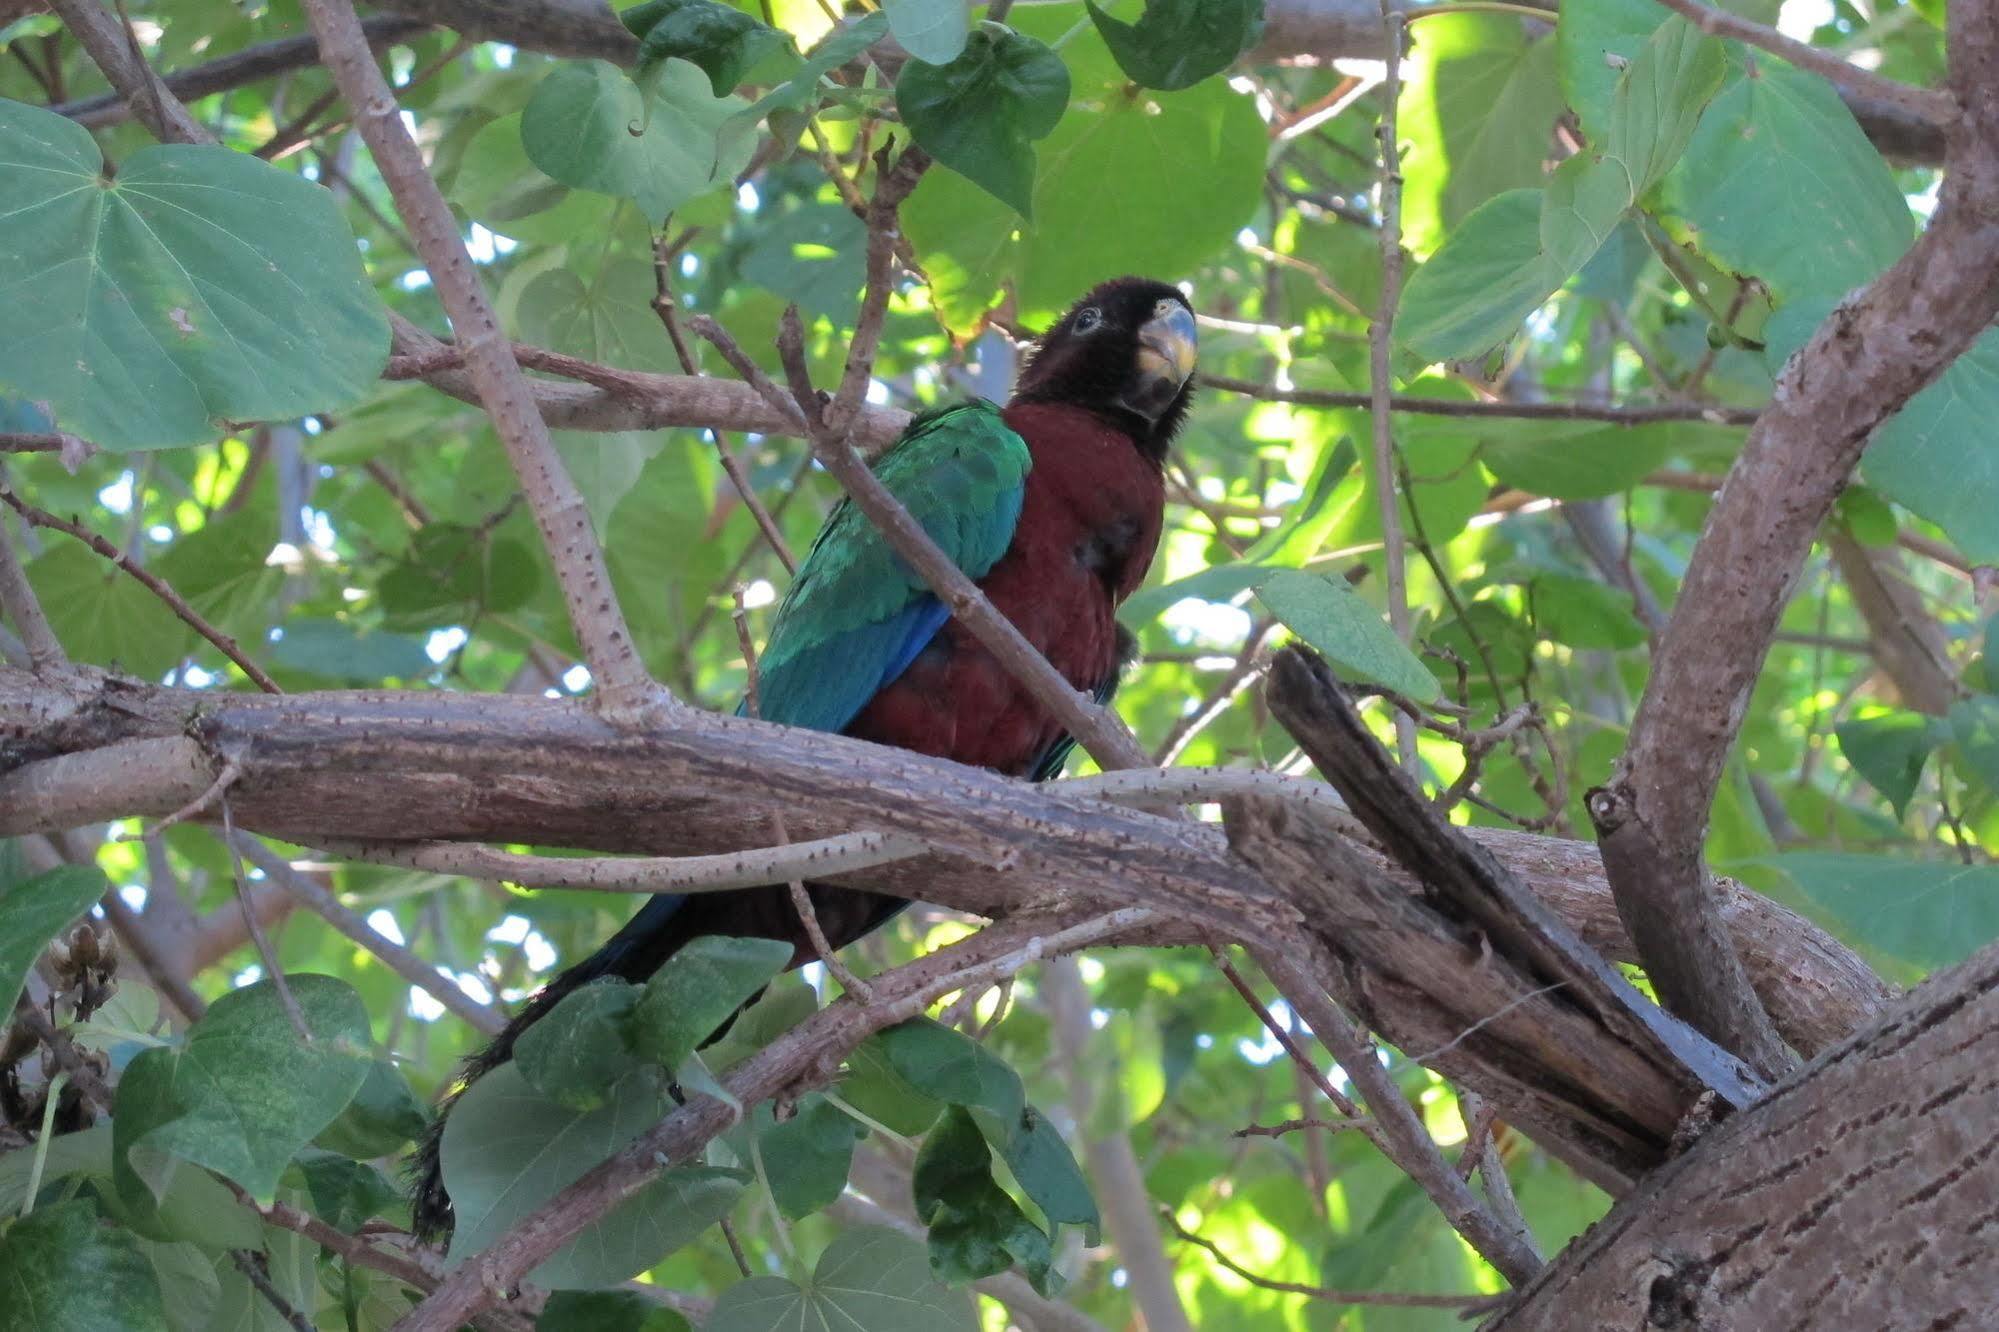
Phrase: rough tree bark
[{"left": 1491, "top": 934, "right": 1999, "bottom": 1329}]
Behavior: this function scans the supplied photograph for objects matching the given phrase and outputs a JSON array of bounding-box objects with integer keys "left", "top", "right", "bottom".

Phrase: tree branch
[
  {"left": 49, "top": 15, "right": 430, "bottom": 128},
  {"left": 0, "top": 666, "right": 1893, "bottom": 1064},
  {"left": 1202, "top": 373, "right": 1762, "bottom": 425},
  {"left": 48, "top": 0, "right": 210, "bottom": 144},
  {"left": 1587, "top": 4, "right": 1999, "bottom": 1074},
  {"left": 299, "top": 0, "right": 674, "bottom": 725},
  {"left": 1253, "top": 946, "right": 1544, "bottom": 1284},
  {"left": 1648, "top": 0, "right": 1957, "bottom": 126},
  {"left": 1369, "top": 7, "right": 1417, "bottom": 772},
  {"left": 0, "top": 518, "right": 63, "bottom": 673}
]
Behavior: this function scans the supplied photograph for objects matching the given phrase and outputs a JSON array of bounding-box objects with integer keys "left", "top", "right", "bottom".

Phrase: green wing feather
[{"left": 749, "top": 400, "right": 1030, "bottom": 735}]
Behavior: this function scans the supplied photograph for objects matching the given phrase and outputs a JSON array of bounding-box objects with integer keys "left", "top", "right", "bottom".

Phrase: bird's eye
[{"left": 1073, "top": 307, "right": 1103, "bottom": 333}]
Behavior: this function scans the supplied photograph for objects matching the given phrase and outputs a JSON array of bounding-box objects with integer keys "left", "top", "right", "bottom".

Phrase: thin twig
[
  {"left": 230, "top": 1250, "right": 317, "bottom": 1332},
  {"left": 1370, "top": 8, "right": 1417, "bottom": 775},
  {"left": 299, "top": 0, "right": 673, "bottom": 726},
  {"left": 230, "top": 834, "right": 507, "bottom": 1035},
  {"left": 312, "top": 828, "right": 937, "bottom": 894},
  {"left": 1201, "top": 374, "right": 1761, "bottom": 425},
  {"left": 1162, "top": 1208, "right": 1493, "bottom": 1308},
  {"left": 0, "top": 490, "right": 282, "bottom": 692},
  {"left": 1153, "top": 623, "right": 1273, "bottom": 765},
  {"left": 653, "top": 236, "right": 796, "bottom": 573},
  {"left": 223, "top": 797, "right": 310, "bottom": 1042},
  {"left": 129, "top": 760, "right": 241, "bottom": 840},
  {"left": 1233, "top": 1115, "right": 1370, "bottom": 1139},
  {"left": 735, "top": 585, "right": 873, "bottom": 1002},
  {"left": 1649, "top": 0, "right": 1957, "bottom": 125},
  {"left": 0, "top": 519, "right": 63, "bottom": 672},
  {"left": 1209, "top": 949, "right": 1370, "bottom": 1127},
  {"left": 1252, "top": 948, "right": 1544, "bottom": 1284}
]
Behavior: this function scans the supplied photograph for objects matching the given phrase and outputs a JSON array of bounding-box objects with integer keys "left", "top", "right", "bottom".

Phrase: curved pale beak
[{"left": 1122, "top": 299, "right": 1199, "bottom": 422}]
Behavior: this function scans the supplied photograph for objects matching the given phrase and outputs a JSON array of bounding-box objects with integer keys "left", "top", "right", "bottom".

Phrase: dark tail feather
[{"left": 407, "top": 883, "right": 904, "bottom": 1242}]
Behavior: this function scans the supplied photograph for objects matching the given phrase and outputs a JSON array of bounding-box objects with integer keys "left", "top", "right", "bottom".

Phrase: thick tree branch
[
  {"left": 0, "top": 666, "right": 1892, "bottom": 1064},
  {"left": 313, "top": 828, "right": 937, "bottom": 894},
  {"left": 1588, "top": 5, "right": 1999, "bottom": 1073},
  {"left": 1491, "top": 935, "right": 1999, "bottom": 1326},
  {"left": 300, "top": 0, "right": 674, "bottom": 724}
]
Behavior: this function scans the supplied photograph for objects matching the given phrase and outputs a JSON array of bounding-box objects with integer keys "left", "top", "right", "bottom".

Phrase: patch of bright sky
[
  {"left": 367, "top": 909, "right": 406, "bottom": 947},
  {"left": 148, "top": 524, "right": 173, "bottom": 542},
  {"left": 425, "top": 627, "right": 469, "bottom": 664},
  {"left": 119, "top": 884, "right": 147, "bottom": 910},
  {"left": 738, "top": 181, "right": 761, "bottom": 210},
  {"left": 741, "top": 579, "right": 776, "bottom": 609},
  {"left": 98, "top": 471, "right": 134, "bottom": 514},
  {"left": 488, "top": 915, "right": 556, "bottom": 971},
  {"left": 183, "top": 665, "right": 216, "bottom": 688},
  {"left": 303, "top": 507, "right": 337, "bottom": 551},
  {"left": 398, "top": 269, "right": 433, "bottom": 292},
  {"left": 1237, "top": 999, "right": 1290, "bottom": 1064},
  {"left": 455, "top": 971, "right": 494, "bottom": 1004},
  {"left": 235, "top": 964, "right": 264, "bottom": 988},
  {"left": 409, "top": 985, "right": 445, "bottom": 1021},
  {"left": 492, "top": 45, "right": 516, "bottom": 68},
  {"left": 1777, "top": 0, "right": 1834, "bottom": 41},
  {"left": 1162, "top": 598, "right": 1251, "bottom": 646},
  {"left": 1909, "top": 176, "right": 1941, "bottom": 222},
  {"left": 865, "top": 380, "right": 891, "bottom": 405},
  {"left": 562, "top": 663, "right": 591, "bottom": 692}
]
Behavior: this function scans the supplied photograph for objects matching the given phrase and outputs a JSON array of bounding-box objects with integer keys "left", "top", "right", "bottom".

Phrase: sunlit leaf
[
  {"left": 705, "top": 1227, "right": 976, "bottom": 1331},
  {"left": 1254, "top": 570, "right": 1438, "bottom": 700},
  {"left": 1083, "top": 0, "right": 1262, "bottom": 91},
  {"left": 897, "top": 27, "right": 1070, "bottom": 217}
]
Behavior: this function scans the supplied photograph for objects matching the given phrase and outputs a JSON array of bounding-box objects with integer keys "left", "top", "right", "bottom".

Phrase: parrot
[{"left": 410, "top": 275, "right": 1199, "bottom": 1240}]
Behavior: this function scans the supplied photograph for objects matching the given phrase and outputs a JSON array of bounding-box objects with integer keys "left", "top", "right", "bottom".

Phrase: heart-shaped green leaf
[
  {"left": 0, "top": 99, "right": 388, "bottom": 451},
  {"left": 113, "top": 975, "right": 372, "bottom": 1206},
  {"left": 521, "top": 59, "right": 754, "bottom": 220}
]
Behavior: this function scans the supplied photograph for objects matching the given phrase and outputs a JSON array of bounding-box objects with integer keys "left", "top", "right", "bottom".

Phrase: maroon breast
[{"left": 844, "top": 402, "right": 1166, "bottom": 774}]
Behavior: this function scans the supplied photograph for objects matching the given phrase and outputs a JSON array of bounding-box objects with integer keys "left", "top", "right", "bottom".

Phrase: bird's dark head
[{"left": 1011, "top": 277, "right": 1198, "bottom": 460}]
